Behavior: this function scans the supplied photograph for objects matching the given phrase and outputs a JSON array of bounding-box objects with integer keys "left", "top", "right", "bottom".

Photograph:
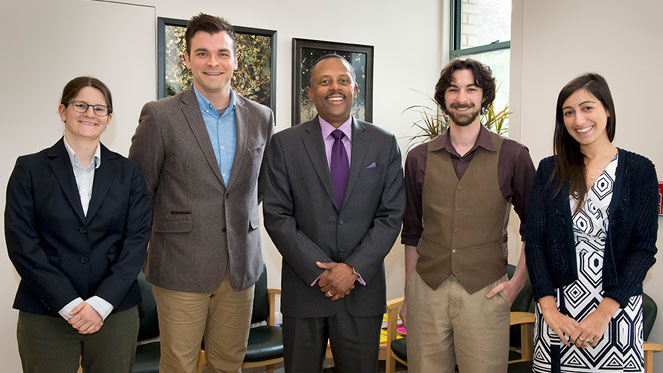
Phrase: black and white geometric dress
[{"left": 533, "top": 155, "right": 645, "bottom": 372}]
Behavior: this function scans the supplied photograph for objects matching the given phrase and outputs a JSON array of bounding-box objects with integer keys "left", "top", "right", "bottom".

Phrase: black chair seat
[
  {"left": 132, "top": 341, "right": 160, "bottom": 373},
  {"left": 243, "top": 325, "right": 284, "bottom": 362},
  {"left": 508, "top": 360, "right": 533, "bottom": 373},
  {"left": 390, "top": 337, "right": 407, "bottom": 362},
  {"left": 508, "top": 350, "right": 522, "bottom": 361}
]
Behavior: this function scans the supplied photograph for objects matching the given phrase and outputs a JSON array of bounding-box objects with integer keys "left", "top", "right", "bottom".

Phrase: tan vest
[{"left": 416, "top": 132, "right": 508, "bottom": 293}]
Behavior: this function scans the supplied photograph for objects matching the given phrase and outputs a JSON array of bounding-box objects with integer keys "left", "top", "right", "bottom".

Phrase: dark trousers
[
  {"left": 17, "top": 306, "right": 139, "bottom": 373},
  {"left": 283, "top": 299, "right": 382, "bottom": 373}
]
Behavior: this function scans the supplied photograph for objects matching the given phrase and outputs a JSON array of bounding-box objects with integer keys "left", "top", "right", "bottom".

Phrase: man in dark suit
[
  {"left": 263, "top": 55, "right": 405, "bottom": 373},
  {"left": 129, "top": 13, "right": 274, "bottom": 373}
]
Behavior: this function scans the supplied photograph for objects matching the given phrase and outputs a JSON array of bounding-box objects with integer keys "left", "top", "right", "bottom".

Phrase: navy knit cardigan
[{"left": 525, "top": 148, "right": 658, "bottom": 308}]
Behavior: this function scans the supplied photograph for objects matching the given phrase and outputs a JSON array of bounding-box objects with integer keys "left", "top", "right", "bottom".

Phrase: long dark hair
[{"left": 550, "top": 73, "right": 616, "bottom": 209}]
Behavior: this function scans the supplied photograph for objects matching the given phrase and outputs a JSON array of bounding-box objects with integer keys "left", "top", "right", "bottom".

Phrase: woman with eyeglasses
[
  {"left": 526, "top": 73, "right": 658, "bottom": 372},
  {"left": 5, "top": 76, "right": 152, "bottom": 372}
]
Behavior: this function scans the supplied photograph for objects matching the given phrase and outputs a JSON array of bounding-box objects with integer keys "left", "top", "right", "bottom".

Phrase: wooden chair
[
  {"left": 197, "top": 263, "right": 283, "bottom": 373},
  {"left": 643, "top": 293, "right": 662, "bottom": 373}
]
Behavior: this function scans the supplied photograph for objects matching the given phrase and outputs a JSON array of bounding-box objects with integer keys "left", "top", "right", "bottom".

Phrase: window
[{"left": 450, "top": 0, "right": 511, "bottom": 131}]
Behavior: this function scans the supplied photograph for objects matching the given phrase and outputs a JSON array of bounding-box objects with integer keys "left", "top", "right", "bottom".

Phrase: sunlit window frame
[{"left": 449, "top": 0, "right": 510, "bottom": 58}]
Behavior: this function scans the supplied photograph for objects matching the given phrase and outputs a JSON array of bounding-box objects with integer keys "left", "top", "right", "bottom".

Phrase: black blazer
[{"left": 5, "top": 139, "right": 152, "bottom": 316}]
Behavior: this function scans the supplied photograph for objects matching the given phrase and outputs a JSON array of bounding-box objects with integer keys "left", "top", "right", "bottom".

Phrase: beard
[{"left": 448, "top": 103, "right": 481, "bottom": 127}]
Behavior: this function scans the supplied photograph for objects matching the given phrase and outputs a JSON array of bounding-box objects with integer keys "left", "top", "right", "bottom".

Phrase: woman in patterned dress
[{"left": 526, "top": 73, "right": 658, "bottom": 372}]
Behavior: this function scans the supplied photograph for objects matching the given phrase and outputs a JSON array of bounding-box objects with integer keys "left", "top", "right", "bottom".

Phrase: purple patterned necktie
[{"left": 330, "top": 129, "right": 349, "bottom": 208}]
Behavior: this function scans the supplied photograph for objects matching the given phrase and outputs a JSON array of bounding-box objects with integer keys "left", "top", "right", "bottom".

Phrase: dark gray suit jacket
[
  {"left": 130, "top": 89, "right": 274, "bottom": 293},
  {"left": 263, "top": 117, "right": 405, "bottom": 318}
]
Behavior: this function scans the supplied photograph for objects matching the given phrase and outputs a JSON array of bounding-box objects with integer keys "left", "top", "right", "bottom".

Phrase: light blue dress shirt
[{"left": 193, "top": 85, "right": 237, "bottom": 185}]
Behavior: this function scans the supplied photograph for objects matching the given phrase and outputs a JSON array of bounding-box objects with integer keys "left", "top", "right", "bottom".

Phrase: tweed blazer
[
  {"left": 5, "top": 139, "right": 152, "bottom": 315},
  {"left": 263, "top": 117, "right": 405, "bottom": 318},
  {"left": 526, "top": 148, "right": 658, "bottom": 307},
  {"left": 130, "top": 89, "right": 274, "bottom": 293}
]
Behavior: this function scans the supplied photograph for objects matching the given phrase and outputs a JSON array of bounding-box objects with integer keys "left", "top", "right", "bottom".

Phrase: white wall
[
  {"left": 0, "top": 0, "right": 443, "bottom": 370},
  {"left": 511, "top": 0, "right": 663, "bottom": 368},
  {"left": 7, "top": 0, "right": 659, "bottom": 371}
]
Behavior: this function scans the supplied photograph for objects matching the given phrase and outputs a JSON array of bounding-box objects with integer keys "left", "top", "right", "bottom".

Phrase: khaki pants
[
  {"left": 153, "top": 271, "right": 254, "bottom": 373},
  {"left": 406, "top": 272, "right": 510, "bottom": 373}
]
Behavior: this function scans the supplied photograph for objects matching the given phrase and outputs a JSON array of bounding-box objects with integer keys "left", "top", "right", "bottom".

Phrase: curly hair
[{"left": 434, "top": 58, "right": 495, "bottom": 115}]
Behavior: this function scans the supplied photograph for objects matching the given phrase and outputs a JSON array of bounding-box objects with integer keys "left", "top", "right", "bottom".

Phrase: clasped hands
[
  {"left": 316, "top": 261, "right": 358, "bottom": 301},
  {"left": 539, "top": 296, "right": 614, "bottom": 349},
  {"left": 68, "top": 302, "right": 103, "bottom": 335}
]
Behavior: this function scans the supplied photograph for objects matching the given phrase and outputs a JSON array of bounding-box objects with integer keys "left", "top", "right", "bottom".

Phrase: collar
[
  {"left": 63, "top": 137, "right": 101, "bottom": 169},
  {"left": 429, "top": 124, "right": 495, "bottom": 156},
  {"left": 193, "top": 84, "right": 236, "bottom": 112},
  {"left": 319, "top": 116, "right": 353, "bottom": 142}
]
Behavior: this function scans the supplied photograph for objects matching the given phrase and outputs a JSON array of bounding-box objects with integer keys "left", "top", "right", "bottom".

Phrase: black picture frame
[
  {"left": 292, "top": 38, "right": 374, "bottom": 126},
  {"left": 157, "top": 17, "right": 277, "bottom": 114}
]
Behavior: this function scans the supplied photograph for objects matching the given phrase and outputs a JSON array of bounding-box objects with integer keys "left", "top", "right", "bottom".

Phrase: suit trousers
[
  {"left": 152, "top": 270, "right": 254, "bottom": 373},
  {"left": 17, "top": 307, "right": 138, "bottom": 373},
  {"left": 282, "top": 297, "right": 382, "bottom": 373},
  {"left": 406, "top": 272, "right": 510, "bottom": 373}
]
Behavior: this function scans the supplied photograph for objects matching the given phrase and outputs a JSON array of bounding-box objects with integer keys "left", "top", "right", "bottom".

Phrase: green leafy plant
[{"left": 403, "top": 89, "right": 510, "bottom": 150}]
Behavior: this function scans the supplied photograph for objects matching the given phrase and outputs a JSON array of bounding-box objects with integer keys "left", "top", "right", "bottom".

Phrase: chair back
[
  {"left": 507, "top": 264, "right": 532, "bottom": 350},
  {"left": 251, "top": 263, "right": 269, "bottom": 324},
  {"left": 643, "top": 292, "right": 658, "bottom": 341},
  {"left": 136, "top": 272, "right": 159, "bottom": 341},
  {"left": 507, "top": 264, "right": 532, "bottom": 312}
]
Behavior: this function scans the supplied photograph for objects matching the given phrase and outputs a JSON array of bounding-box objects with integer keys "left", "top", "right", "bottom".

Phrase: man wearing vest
[{"left": 400, "top": 58, "right": 535, "bottom": 372}]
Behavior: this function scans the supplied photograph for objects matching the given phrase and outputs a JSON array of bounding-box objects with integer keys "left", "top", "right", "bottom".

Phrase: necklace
[{"left": 588, "top": 154, "right": 615, "bottom": 180}]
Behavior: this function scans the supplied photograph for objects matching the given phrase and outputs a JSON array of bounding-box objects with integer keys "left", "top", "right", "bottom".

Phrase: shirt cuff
[
  {"left": 353, "top": 268, "right": 367, "bottom": 286},
  {"left": 59, "top": 297, "right": 84, "bottom": 320},
  {"left": 86, "top": 296, "right": 114, "bottom": 321},
  {"left": 310, "top": 272, "right": 366, "bottom": 286}
]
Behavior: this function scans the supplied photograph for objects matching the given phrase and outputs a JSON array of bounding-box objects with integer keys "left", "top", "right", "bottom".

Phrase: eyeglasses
[{"left": 68, "top": 101, "right": 111, "bottom": 117}]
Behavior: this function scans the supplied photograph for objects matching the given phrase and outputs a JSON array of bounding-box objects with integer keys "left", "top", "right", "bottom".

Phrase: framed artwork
[
  {"left": 157, "top": 17, "right": 277, "bottom": 113},
  {"left": 292, "top": 38, "right": 374, "bottom": 126}
]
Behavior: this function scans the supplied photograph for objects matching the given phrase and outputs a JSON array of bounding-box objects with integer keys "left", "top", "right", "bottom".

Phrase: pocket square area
[{"left": 366, "top": 162, "right": 377, "bottom": 168}]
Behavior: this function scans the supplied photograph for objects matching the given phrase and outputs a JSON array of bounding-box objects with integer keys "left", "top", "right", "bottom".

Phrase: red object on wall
[{"left": 659, "top": 182, "right": 663, "bottom": 216}]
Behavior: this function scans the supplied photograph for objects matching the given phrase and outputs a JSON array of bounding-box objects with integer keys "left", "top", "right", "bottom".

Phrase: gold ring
[
  {"left": 577, "top": 337, "right": 585, "bottom": 343},
  {"left": 585, "top": 338, "right": 593, "bottom": 344}
]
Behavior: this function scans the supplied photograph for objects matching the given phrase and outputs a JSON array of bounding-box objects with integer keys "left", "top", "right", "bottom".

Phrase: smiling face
[
  {"left": 58, "top": 86, "right": 111, "bottom": 143},
  {"left": 184, "top": 30, "right": 238, "bottom": 100},
  {"left": 444, "top": 69, "right": 483, "bottom": 127},
  {"left": 307, "top": 57, "right": 358, "bottom": 127},
  {"left": 562, "top": 88, "right": 611, "bottom": 148}
]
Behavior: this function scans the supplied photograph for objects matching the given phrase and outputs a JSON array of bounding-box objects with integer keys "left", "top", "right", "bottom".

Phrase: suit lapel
[
  {"left": 85, "top": 144, "right": 117, "bottom": 223},
  {"left": 48, "top": 139, "right": 86, "bottom": 223},
  {"left": 180, "top": 89, "right": 225, "bottom": 186},
  {"left": 301, "top": 118, "right": 339, "bottom": 209},
  {"left": 342, "top": 118, "right": 368, "bottom": 207},
  {"left": 225, "top": 96, "right": 248, "bottom": 193}
]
